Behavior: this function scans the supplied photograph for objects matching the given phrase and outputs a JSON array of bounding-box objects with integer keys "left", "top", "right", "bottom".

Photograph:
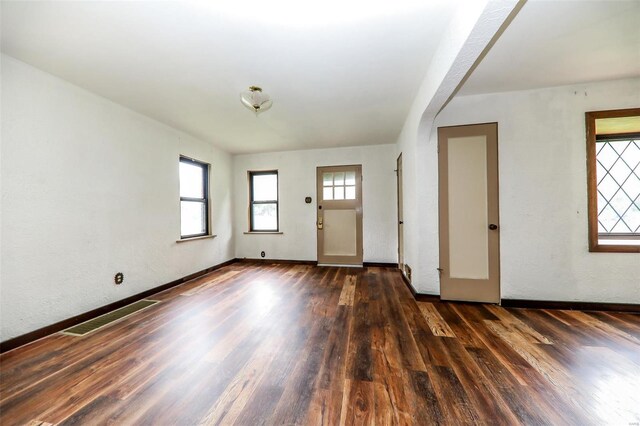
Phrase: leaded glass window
[{"left": 596, "top": 137, "right": 640, "bottom": 235}]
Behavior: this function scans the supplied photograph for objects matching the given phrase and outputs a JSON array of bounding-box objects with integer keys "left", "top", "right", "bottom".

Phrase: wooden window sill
[
  {"left": 243, "top": 231, "right": 283, "bottom": 235},
  {"left": 176, "top": 235, "right": 217, "bottom": 243},
  {"left": 590, "top": 243, "right": 640, "bottom": 253}
]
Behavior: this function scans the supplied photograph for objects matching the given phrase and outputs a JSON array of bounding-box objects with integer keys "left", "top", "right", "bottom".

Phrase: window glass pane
[
  {"left": 334, "top": 172, "right": 345, "bottom": 186},
  {"left": 252, "top": 203, "right": 277, "bottom": 230},
  {"left": 180, "top": 161, "right": 204, "bottom": 198},
  {"left": 596, "top": 138, "right": 640, "bottom": 234},
  {"left": 323, "top": 187, "right": 333, "bottom": 200},
  {"left": 252, "top": 173, "right": 278, "bottom": 201},
  {"left": 598, "top": 174, "right": 619, "bottom": 200},
  {"left": 334, "top": 186, "right": 344, "bottom": 200},
  {"left": 611, "top": 220, "right": 632, "bottom": 233},
  {"left": 345, "top": 171, "right": 356, "bottom": 185},
  {"left": 625, "top": 204, "right": 640, "bottom": 232},
  {"left": 598, "top": 221, "right": 606, "bottom": 233},
  {"left": 323, "top": 173, "right": 333, "bottom": 186},
  {"left": 345, "top": 185, "right": 356, "bottom": 200},
  {"left": 181, "top": 201, "right": 206, "bottom": 236},
  {"left": 599, "top": 204, "right": 619, "bottom": 232},
  {"left": 596, "top": 142, "right": 618, "bottom": 169}
]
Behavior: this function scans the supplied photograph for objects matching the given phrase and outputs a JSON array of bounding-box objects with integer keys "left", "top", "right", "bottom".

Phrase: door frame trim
[
  {"left": 396, "top": 153, "right": 404, "bottom": 275},
  {"left": 396, "top": 153, "right": 404, "bottom": 273}
]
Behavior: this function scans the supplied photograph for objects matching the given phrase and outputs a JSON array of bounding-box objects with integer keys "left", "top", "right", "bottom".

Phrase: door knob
[
  {"left": 399, "top": 221, "right": 403, "bottom": 224},
  {"left": 488, "top": 224, "right": 498, "bottom": 230}
]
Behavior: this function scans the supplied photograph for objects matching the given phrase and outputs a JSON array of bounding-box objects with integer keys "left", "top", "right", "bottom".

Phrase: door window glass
[{"left": 322, "top": 171, "right": 356, "bottom": 200}]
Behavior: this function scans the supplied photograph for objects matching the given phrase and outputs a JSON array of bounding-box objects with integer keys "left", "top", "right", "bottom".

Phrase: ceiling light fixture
[{"left": 240, "top": 86, "right": 273, "bottom": 115}]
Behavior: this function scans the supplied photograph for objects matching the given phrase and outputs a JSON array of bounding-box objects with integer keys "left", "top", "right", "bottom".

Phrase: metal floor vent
[{"left": 62, "top": 299, "right": 159, "bottom": 336}]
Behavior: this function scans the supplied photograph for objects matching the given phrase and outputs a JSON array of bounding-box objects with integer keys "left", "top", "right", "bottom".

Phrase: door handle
[
  {"left": 399, "top": 221, "right": 403, "bottom": 224},
  {"left": 488, "top": 224, "right": 498, "bottom": 230}
]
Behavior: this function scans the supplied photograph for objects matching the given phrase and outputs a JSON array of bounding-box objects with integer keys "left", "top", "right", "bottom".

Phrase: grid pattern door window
[
  {"left": 322, "top": 171, "right": 357, "bottom": 200},
  {"left": 179, "top": 157, "right": 209, "bottom": 238},
  {"left": 596, "top": 136, "right": 640, "bottom": 235},
  {"left": 250, "top": 171, "right": 278, "bottom": 232}
]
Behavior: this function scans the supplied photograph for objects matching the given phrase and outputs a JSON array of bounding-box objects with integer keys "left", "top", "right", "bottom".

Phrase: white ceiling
[
  {"left": 459, "top": 0, "right": 640, "bottom": 96},
  {"left": 1, "top": 0, "right": 456, "bottom": 154}
]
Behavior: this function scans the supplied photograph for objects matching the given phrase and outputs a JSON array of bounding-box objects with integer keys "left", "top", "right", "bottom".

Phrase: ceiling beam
[
  {"left": 395, "top": 0, "right": 525, "bottom": 293},
  {"left": 402, "top": 0, "right": 526, "bottom": 140}
]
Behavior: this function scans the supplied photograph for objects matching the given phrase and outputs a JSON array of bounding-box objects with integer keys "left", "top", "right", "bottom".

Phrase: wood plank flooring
[{"left": 1, "top": 262, "right": 640, "bottom": 425}]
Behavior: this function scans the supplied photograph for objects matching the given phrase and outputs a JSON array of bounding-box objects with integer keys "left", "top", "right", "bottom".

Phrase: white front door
[{"left": 317, "top": 165, "right": 363, "bottom": 266}]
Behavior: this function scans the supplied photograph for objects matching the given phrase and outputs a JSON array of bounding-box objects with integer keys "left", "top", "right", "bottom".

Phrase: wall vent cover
[{"left": 62, "top": 299, "right": 159, "bottom": 336}]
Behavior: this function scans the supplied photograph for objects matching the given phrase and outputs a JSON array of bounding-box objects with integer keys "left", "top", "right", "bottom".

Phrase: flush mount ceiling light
[{"left": 240, "top": 86, "right": 273, "bottom": 115}]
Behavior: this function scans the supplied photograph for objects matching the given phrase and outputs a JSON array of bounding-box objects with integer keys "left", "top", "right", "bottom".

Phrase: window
[
  {"left": 586, "top": 108, "right": 640, "bottom": 252},
  {"left": 322, "top": 171, "right": 357, "bottom": 200},
  {"left": 249, "top": 171, "right": 278, "bottom": 232},
  {"left": 179, "top": 156, "right": 209, "bottom": 238}
]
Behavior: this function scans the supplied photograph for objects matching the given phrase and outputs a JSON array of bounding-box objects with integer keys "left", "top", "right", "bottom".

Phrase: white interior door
[{"left": 438, "top": 123, "right": 500, "bottom": 303}]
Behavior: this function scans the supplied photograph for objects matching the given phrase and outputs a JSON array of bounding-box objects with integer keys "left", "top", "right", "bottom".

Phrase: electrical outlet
[
  {"left": 260, "top": 251, "right": 266, "bottom": 258},
  {"left": 114, "top": 272, "right": 124, "bottom": 285}
]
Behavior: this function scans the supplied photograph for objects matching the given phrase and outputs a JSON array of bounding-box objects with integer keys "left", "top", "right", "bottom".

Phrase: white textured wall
[
  {"left": 233, "top": 145, "right": 397, "bottom": 263},
  {"left": 1, "top": 55, "right": 235, "bottom": 341},
  {"left": 421, "top": 78, "right": 640, "bottom": 303},
  {"left": 394, "top": 0, "right": 519, "bottom": 292}
]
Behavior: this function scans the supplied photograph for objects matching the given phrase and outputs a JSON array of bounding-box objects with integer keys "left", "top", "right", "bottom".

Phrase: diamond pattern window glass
[
  {"left": 587, "top": 109, "right": 640, "bottom": 252},
  {"left": 595, "top": 138, "right": 640, "bottom": 235}
]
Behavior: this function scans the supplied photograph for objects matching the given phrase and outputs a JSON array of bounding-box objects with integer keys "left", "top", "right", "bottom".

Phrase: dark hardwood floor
[{"left": 1, "top": 262, "right": 639, "bottom": 425}]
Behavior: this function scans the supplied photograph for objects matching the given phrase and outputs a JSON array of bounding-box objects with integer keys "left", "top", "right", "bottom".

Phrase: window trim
[
  {"left": 179, "top": 155, "right": 210, "bottom": 239},
  {"left": 586, "top": 108, "right": 640, "bottom": 253},
  {"left": 248, "top": 170, "right": 279, "bottom": 232}
]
